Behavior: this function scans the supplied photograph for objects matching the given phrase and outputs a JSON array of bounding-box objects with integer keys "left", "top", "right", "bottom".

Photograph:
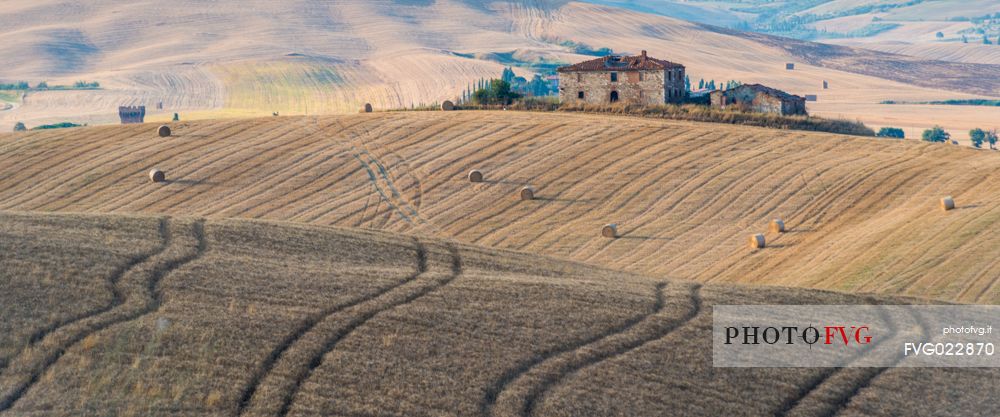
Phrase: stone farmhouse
[
  {"left": 557, "top": 51, "right": 686, "bottom": 105},
  {"left": 709, "top": 84, "right": 807, "bottom": 116}
]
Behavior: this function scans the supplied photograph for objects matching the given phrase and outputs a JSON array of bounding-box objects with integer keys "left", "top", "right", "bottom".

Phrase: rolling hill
[
  {"left": 0, "top": 210, "right": 996, "bottom": 416},
  {"left": 1, "top": 0, "right": 999, "bottom": 140},
  {"left": 2, "top": 111, "right": 999, "bottom": 303}
]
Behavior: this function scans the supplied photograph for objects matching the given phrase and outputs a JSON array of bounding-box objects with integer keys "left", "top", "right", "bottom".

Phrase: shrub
[
  {"left": 0, "top": 81, "right": 29, "bottom": 90},
  {"left": 30, "top": 122, "right": 82, "bottom": 130},
  {"left": 36, "top": 81, "right": 48, "bottom": 89},
  {"left": 877, "top": 127, "right": 905, "bottom": 138},
  {"left": 922, "top": 126, "right": 950, "bottom": 143},
  {"left": 552, "top": 102, "right": 874, "bottom": 136},
  {"left": 970, "top": 128, "right": 986, "bottom": 148},
  {"left": 13, "top": 122, "right": 26, "bottom": 132},
  {"left": 73, "top": 81, "right": 100, "bottom": 88}
]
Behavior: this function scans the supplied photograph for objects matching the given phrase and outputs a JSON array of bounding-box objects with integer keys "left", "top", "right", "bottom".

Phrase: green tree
[
  {"left": 698, "top": 79, "right": 705, "bottom": 90},
  {"left": 985, "top": 36, "right": 993, "bottom": 45},
  {"left": 172, "top": 113, "right": 180, "bottom": 121},
  {"left": 986, "top": 129, "right": 999, "bottom": 150},
  {"left": 706, "top": 80, "right": 716, "bottom": 90},
  {"left": 876, "top": 127, "right": 905, "bottom": 138},
  {"left": 922, "top": 126, "right": 950, "bottom": 143},
  {"left": 970, "top": 128, "right": 986, "bottom": 148},
  {"left": 472, "top": 79, "right": 521, "bottom": 105},
  {"left": 36, "top": 81, "right": 48, "bottom": 89},
  {"left": 684, "top": 75, "right": 691, "bottom": 92},
  {"left": 501, "top": 67, "right": 515, "bottom": 84},
  {"left": 13, "top": 122, "right": 26, "bottom": 132},
  {"left": 963, "top": 34, "right": 969, "bottom": 43}
]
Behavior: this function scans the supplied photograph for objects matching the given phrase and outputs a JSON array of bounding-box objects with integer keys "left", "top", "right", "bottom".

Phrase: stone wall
[{"left": 559, "top": 68, "right": 685, "bottom": 105}]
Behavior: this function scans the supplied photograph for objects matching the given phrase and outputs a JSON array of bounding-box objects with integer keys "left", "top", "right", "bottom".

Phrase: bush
[
  {"left": 545, "top": 102, "right": 873, "bottom": 136},
  {"left": 30, "top": 122, "right": 82, "bottom": 130},
  {"left": 922, "top": 126, "right": 950, "bottom": 143},
  {"left": 0, "top": 81, "right": 29, "bottom": 90},
  {"left": 73, "top": 81, "right": 100, "bottom": 88},
  {"left": 36, "top": 81, "right": 48, "bottom": 89},
  {"left": 970, "top": 128, "right": 986, "bottom": 148},
  {"left": 13, "top": 122, "right": 26, "bottom": 132},
  {"left": 877, "top": 127, "right": 905, "bottom": 138}
]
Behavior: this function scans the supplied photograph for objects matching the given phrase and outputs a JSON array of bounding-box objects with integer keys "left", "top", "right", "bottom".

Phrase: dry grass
[
  {"left": 0, "top": 212, "right": 995, "bottom": 416},
  {"left": 1, "top": 111, "right": 998, "bottom": 303}
]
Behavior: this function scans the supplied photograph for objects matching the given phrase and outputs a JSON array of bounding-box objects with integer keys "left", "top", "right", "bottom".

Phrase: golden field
[{"left": 1, "top": 111, "right": 999, "bottom": 303}]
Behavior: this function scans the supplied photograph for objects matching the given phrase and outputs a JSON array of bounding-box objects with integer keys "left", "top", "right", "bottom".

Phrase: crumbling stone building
[
  {"left": 557, "top": 51, "right": 686, "bottom": 105},
  {"left": 709, "top": 84, "right": 807, "bottom": 116},
  {"left": 119, "top": 106, "right": 146, "bottom": 124}
]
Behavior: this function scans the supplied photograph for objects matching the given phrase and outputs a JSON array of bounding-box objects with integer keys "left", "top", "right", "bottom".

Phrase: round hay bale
[
  {"left": 769, "top": 219, "right": 786, "bottom": 233},
  {"left": 749, "top": 233, "right": 766, "bottom": 249},
  {"left": 941, "top": 197, "right": 955, "bottom": 211},
  {"left": 519, "top": 186, "right": 535, "bottom": 201},
  {"left": 149, "top": 169, "right": 165, "bottom": 183},
  {"left": 602, "top": 224, "right": 618, "bottom": 238},
  {"left": 363, "top": 103, "right": 373, "bottom": 113},
  {"left": 157, "top": 125, "right": 171, "bottom": 137},
  {"left": 468, "top": 169, "right": 483, "bottom": 183},
  {"left": 441, "top": 100, "right": 455, "bottom": 111}
]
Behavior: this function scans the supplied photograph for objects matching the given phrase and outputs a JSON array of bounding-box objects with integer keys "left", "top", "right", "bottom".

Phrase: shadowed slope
[{"left": 0, "top": 211, "right": 996, "bottom": 416}]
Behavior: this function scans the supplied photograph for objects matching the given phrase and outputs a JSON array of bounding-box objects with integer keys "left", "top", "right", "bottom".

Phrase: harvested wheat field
[
  {"left": 2, "top": 111, "right": 999, "bottom": 303},
  {"left": 0, "top": 211, "right": 996, "bottom": 417}
]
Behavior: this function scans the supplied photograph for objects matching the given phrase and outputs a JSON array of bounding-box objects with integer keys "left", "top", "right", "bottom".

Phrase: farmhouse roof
[{"left": 557, "top": 50, "right": 683, "bottom": 72}]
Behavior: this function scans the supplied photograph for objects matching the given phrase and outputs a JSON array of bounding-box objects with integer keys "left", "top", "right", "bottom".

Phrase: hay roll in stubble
[
  {"left": 769, "top": 219, "right": 786, "bottom": 233},
  {"left": 441, "top": 100, "right": 455, "bottom": 111},
  {"left": 749, "top": 233, "right": 766, "bottom": 249},
  {"left": 519, "top": 186, "right": 535, "bottom": 201},
  {"left": 149, "top": 169, "right": 166, "bottom": 183},
  {"left": 157, "top": 125, "right": 171, "bottom": 137},
  {"left": 468, "top": 170, "right": 483, "bottom": 183},
  {"left": 602, "top": 224, "right": 618, "bottom": 239},
  {"left": 941, "top": 197, "right": 955, "bottom": 211},
  {"left": 363, "top": 103, "right": 373, "bottom": 113}
]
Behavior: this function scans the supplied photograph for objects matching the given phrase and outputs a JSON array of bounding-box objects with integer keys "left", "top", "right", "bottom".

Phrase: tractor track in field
[
  {"left": 483, "top": 283, "right": 702, "bottom": 417},
  {"left": 773, "top": 299, "right": 928, "bottom": 417},
  {"left": 235, "top": 239, "right": 428, "bottom": 416},
  {"left": 0, "top": 218, "right": 205, "bottom": 413},
  {"left": 236, "top": 243, "right": 463, "bottom": 417}
]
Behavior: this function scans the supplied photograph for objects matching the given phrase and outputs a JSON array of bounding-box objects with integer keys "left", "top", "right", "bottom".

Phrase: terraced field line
[
  {"left": 91, "top": 120, "right": 299, "bottom": 212},
  {"left": 0, "top": 218, "right": 205, "bottom": 413},
  {"left": 483, "top": 284, "right": 702, "bottom": 417},
  {"left": 272, "top": 244, "right": 463, "bottom": 417},
  {"left": 35, "top": 121, "right": 274, "bottom": 212},
  {"left": 7, "top": 121, "right": 233, "bottom": 210},
  {"left": 235, "top": 239, "right": 427, "bottom": 416}
]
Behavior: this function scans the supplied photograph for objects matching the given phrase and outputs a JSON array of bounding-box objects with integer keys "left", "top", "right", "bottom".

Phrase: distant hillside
[
  {"left": 1, "top": 0, "right": 998, "bottom": 138},
  {"left": 2, "top": 111, "right": 1000, "bottom": 304},
  {"left": 0, "top": 211, "right": 996, "bottom": 416}
]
